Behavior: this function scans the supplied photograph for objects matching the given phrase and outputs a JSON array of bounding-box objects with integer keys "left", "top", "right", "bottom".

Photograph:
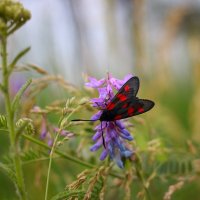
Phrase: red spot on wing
[
  {"left": 117, "top": 94, "right": 127, "bottom": 101},
  {"left": 114, "top": 115, "right": 122, "bottom": 120},
  {"left": 122, "top": 103, "right": 128, "bottom": 108},
  {"left": 128, "top": 107, "right": 134, "bottom": 115},
  {"left": 107, "top": 102, "right": 115, "bottom": 110},
  {"left": 138, "top": 107, "right": 144, "bottom": 113},
  {"left": 124, "top": 85, "right": 130, "bottom": 92}
]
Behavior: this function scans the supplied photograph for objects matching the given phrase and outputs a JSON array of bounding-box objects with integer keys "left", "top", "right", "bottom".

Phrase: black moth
[{"left": 73, "top": 76, "right": 154, "bottom": 121}]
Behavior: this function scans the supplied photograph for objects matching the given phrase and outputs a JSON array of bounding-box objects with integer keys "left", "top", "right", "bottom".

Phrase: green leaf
[
  {"left": 2, "top": 149, "right": 49, "bottom": 166},
  {"left": 11, "top": 79, "right": 32, "bottom": 112},
  {"left": 9, "top": 47, "right": 31, "bottom": 73},
  {"left": 0, "top": 162, "right": 16, "bottom": 184},
  {"left": 0, "top": 114, "right": 7, "bottom": 129},
  {"left": 157, "top": 157, "right": 194, "bottom": 177},
  {"left": 21, "top": 149, "right": 49, "bottom": 165}
]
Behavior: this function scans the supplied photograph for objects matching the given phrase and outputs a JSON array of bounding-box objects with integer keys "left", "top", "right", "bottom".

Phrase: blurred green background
[{"left": 1, "top": 0, "right": 200, "bottom": 199}]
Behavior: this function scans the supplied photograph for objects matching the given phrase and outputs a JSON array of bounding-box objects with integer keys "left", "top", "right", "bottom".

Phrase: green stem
[
  {"left": 1, "top": 33, "right": 26, "bottom": 199},
  {"left": 135, "top": 157, "right": 152, "bottom": 200},
  {"left": 44, "top": 130, "right": 60, "bottom": 200}
]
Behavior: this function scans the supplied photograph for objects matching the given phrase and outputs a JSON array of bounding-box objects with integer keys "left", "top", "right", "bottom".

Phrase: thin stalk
[
  {"left": 1, "top": 33, "right": 26, "bottom": 199},
  {"left": 135, "top": 159, "right": 152, "bottom": 200},
  {"left": 44, "top": 130, "right": 60, "bottom": 200}
]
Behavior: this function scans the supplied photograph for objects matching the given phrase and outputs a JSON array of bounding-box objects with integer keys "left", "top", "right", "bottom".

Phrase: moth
[
  {"left": 72, "top": 76, "right": 155, "bottom": 146},
  {"left": 73, "top": 76, "right": 154, "bottom": 121},
  {"left": 99, "top": 76, "right": 154, "bottom": 121}
]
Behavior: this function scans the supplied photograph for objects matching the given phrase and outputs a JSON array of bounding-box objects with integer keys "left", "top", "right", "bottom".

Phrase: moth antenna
[{"left": 71, "top": 119, "right": 97, "bottom": 122}]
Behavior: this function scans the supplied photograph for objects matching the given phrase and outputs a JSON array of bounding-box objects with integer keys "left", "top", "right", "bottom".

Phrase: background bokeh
[
  {"left": 1, "top": 0, "right": 200, "bottom": 199},
  {"left": 10, "top": 0, "right": 200, "bottom": 80}
]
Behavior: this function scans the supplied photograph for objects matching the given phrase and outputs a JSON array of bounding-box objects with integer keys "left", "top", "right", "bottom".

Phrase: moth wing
[
  {"left": 117, "top": 76, "right": 139, "bottom": 97},
  {"left": 131, "top": 99, "right": 155, "bottom": 116},
  {"left": 106, "top": 76, "right": 139, "bottom": 110},
  {"left": 107, "top": 98, "right": 154, "bottom": 120}
]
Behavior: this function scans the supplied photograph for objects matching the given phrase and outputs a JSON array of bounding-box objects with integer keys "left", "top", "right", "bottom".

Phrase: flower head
[{"left": 86, "top": 73, "right": 134, "bottom": 168}]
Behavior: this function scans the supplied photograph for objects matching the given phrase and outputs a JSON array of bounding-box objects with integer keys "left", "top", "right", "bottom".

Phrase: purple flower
[
  {"left": 85, "top": 73, "right": 134, "bottom": 168},
  {"left": 39, "top": 116, "right": 53, "bottom": 147},
  {"left": 53, "top": 127, "right": 74, "bottom": 138},
  {"left": 85, "top": 77, "right": 105, "bottom": 88}
]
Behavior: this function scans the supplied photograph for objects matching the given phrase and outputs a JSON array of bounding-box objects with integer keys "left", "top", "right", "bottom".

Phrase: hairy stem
[{"left": 1, "top": 33, "right": 26, "bottom": 199}]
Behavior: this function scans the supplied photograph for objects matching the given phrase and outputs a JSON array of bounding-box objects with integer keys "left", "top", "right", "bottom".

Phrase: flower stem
[
  {"left": 1, "top": 33, "right": 26, "bottom": 199},
  {"left": 44, "top": 130, "right": 60, "bottom": 200}
]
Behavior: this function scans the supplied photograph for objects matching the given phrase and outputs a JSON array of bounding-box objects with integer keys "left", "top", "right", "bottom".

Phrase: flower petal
[
  {"left": 91, "top": 111, "right": 102, "bottom": 120},
  {"left": 115, "top": 120, "right": 125, "bottom": 129},
  {"left": 106, "top": 84, "right": 114, "bottom": 97},
  {"left": 122, "top": 74, "right": 133, "bottom": 83},
  {"left": 98, "top": 87, "right": 107, "bottom": 99},
  {"left": 120, "top": 134, "right": 133, "bottom": 141},
  {"left": 92, "top": 131, "right": 102, "bottom": 141},
  {"left": 119, "top": 128, "right": 133, "bottom": 141},
  {"left": 100, "top": 149, "right": 108, "bottom": 160},
  {"left": 115, "top": 157, "right": 124, "bottom": 168},
  {"left": 121, "top": 129, "right": 131, "bottom": 136},
  {"left": 48, "top": 138, "right": 53, "bottom": 147},
  {"left": 85, "top": 77, "right": 105, "bottom": 88},
  {"left": 115, "top": 138, "right": 126, "bottom": 152},
  {"left": 90, "top": 139, "right": 102, "bottom": 151},
  {"left": 94, "top": 122, "right": 107, "bottom": 131},
  {"left": 121, "top": 150, "right": 133, "bottom": 157},
  {"left": 109, "top": 77, "right": 124, "bottom": 90},
  {"left": 109, "top": 129, "right": 117, "bottom": 139},
  {"left": 91, "top": 98, "right": 106, "bottom": 108},
  {"left": 40, "top": 118, "right": 47, "bottom": 139},
  {"left": 91, "top": 98, "right": 104, "bottom": 103},
  {"left": 107, "top": 142, "right": 115, "bottom": 159},
  {"left": 40, "top": 131, "right": 47, "bottom": 139}
]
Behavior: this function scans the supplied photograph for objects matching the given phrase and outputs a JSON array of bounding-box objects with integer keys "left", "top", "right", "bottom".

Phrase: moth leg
[
  {"left": 106, "top": 121, "right": 108, "bottom": 127},
  {"left": 101, "top": 122, "right": 106, "bottom": 148}
]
